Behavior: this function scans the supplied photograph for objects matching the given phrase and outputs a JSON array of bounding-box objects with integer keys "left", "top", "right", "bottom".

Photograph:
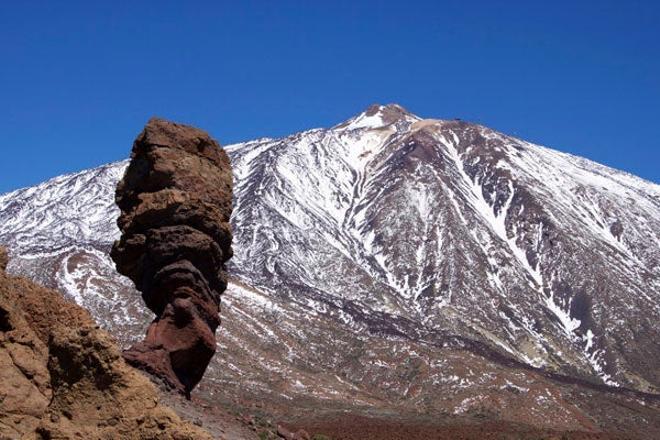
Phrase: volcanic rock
[
  {"left": 0, "top": 246, "right": 6, "bottom": 271},
  {"left": 111, "top": 117, "right": 233, "bottom": 397},
  {"left": 277, "top": 424, "right": 311, "bottom": 440},
  {"left": 0, "top": 247, "right": 211, "bottom": 439}
]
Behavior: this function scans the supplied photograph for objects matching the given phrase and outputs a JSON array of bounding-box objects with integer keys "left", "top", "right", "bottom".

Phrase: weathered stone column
[{"left": 111, "top": 118, "right": 233, "bottom": 397}]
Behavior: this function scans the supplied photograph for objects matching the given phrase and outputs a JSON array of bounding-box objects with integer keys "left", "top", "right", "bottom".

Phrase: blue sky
[{"left": 1, "top": 1, "right": 659, "bottom": 193}]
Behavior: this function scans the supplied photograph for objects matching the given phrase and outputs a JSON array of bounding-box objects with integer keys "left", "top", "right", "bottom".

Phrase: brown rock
[
  {"left": 277, "top": 424, "right": 311, "bottom": 440},
  {"left": 0, "top": 246, "right": 7, "bottom": 272},
  {"left": 0, "top": 285, "right": 51, "bottom": 435},
  {"left": 111, "top": 117, "right": 233, "bottom": 397},
  {"left": 0, "top": 267, "right": 211, "bottom": 439}
]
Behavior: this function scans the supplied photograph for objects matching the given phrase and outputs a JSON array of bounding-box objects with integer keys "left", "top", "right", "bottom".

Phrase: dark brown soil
[{"left": 289, "top": 414, "right": 619, "bottom": 440}]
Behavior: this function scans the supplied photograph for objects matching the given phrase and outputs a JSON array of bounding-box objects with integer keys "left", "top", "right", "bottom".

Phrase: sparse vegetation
[{"left": 258, "top": 431, "right": 270, "bottom": 440}]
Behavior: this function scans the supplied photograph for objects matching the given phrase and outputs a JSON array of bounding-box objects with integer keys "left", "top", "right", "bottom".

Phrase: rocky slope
[
  {"left": 0, "top": 105, "right": 659, "bottom": 437},
  {"left": 0, "top": 247, "right": 212, "bottom": 439}
]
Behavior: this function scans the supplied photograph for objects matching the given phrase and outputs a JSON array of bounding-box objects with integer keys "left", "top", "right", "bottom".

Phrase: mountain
[{"left": 1, "top": 104, "right": 659, "bottom": 437}]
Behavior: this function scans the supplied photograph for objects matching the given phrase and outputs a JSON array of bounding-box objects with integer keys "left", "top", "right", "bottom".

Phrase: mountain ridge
[{"left": 1, "top": 104, "right": 659, "bottom": 197}]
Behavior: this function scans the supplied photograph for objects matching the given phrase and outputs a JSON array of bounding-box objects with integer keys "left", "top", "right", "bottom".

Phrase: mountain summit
[
  {"left": 361, "top": 103, "right": 417, "bottom": 123},
  {"left": 337, "top": 103, "right": 419, "bottom": 130},
  {"left": 0, "top": 107, "right": 659, "bottom": 437}
]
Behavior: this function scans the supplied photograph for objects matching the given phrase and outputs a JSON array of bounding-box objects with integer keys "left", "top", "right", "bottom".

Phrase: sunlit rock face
[
  {"left": 0, "top": 246, "right": 211, "bottom": 439},
  {"left": 111, "top": 117, "right": 233, "bottom": 396}
]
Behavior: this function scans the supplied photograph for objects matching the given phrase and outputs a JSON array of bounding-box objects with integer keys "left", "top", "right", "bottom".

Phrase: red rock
[{"left": 111, "top": 118, "right": 233, "bottom": 397}]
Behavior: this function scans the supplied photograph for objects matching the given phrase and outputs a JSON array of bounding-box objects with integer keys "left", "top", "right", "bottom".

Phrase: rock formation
[
  {"left": 0, "top": 246, "right": 6, "bottom": 271},
  {"left": 111, "top": 118, "right": 233, "bottom": 397},
  {"left": 0, "top": 246, "right": 211, "bottom": 439}
]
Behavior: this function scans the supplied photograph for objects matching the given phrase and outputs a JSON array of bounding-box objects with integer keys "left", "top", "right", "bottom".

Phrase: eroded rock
[
  {"left": 0, "top": 246, "right": 7, "bottom": 272},
  {"left": 0, "top": 251, "right": 211, "bottom": 439},
  {"left": 111, "top": 118, "right": 233, "bottom": 397}
]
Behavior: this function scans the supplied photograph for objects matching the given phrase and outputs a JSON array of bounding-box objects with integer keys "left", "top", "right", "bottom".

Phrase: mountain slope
[
  {"left": 226, "top": 104, "right": 660, "bottom": 391},
  {"left": 0, "top": 105, "right": 659, "bottom": 436}
]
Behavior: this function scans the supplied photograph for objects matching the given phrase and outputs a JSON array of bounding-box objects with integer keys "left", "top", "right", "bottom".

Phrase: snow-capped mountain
[
  {"left": 1, "top": 104, "right": 659, "bottom": 432},
  {"left": 228, "top": 103, "right": 660, "bottom": 391}
]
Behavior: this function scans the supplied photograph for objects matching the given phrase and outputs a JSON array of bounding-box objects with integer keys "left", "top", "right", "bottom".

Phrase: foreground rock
[
  {"left": 0, "top": 246, "right": 6, "bottom": 271},
  {"left": 111, "top": 118, "right": 233, "bottom": 397},
  {"left": 0, "top": 247, "right": 211, "bottom": 439}
]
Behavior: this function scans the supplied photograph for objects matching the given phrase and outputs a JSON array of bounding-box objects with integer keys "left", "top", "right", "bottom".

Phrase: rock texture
[
  {"left": 0, "top": 246, "right": 6, "bottom": 271},
  {"left": 111, "top": 118, "right": 233, "bottom": 397},
  {"left": 0, "top": 246, "right": 212, "bottom": 439}
]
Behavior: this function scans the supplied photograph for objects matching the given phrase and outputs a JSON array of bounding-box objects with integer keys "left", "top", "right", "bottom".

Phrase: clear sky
[{"left": 1, "top": 1, "right": 659, "bottom": 193}]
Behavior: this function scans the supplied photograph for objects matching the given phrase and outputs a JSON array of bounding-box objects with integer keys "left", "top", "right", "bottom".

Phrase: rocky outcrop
[
  {"left": 111, "top": 118, "right": 233, "bottom": 397},
  {"left": 0, "top": 246, "right": 7, "bottom": 271},
  {"left": 0, "top": 246, "right": 211, "bottom": 439},
  {"left": 277, "top": 424, "right": 311, "bottom": 440}
]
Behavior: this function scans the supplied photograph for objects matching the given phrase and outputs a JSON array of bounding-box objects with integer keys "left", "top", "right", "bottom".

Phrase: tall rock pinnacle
[{"left": 111, "top": 117, "right": 233, "bottom": 397}]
